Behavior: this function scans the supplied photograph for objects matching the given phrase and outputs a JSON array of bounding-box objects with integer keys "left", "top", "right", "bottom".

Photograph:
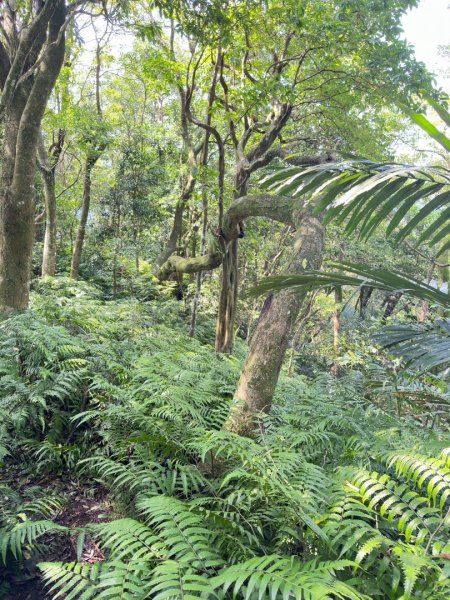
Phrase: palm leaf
[
  {"left": 248, "top": 261, "right": 450, "bottom": 309},
  {"left": 261, "top": 160, "right": 450, "bottom": 254},
  {"left": 261, "top": 96, "right": 450, "bottom": 253},
  {"left": 377, "top": 321, "right": 450, "bottom": 372},
  {"left": 248, "top": 262, "right": 450, "bottom": 374}
]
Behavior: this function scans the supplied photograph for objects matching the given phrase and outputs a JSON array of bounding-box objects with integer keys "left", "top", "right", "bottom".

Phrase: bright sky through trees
[{"left": 402, "top": 0, "right": 449, "bottom": 87}]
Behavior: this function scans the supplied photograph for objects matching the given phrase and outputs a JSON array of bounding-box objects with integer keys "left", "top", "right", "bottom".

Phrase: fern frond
[
  {"left": 95, "top": 560, "right": 150, "bottom": 599},
  {"left": 147, "top": 560, "right": 217, "bottom": 600},
  {"left": 1, "top": 520, "right": 67, "bottom": 563},
  {"left": 39, "top": 561, "right": 101, "bottom": 600},
  {"left": 94, "top": 518, "right": 165, "bottom": 561},
  {"left": 211, "top": 555, "right": 365, "bottom": 599},
  {"left": 136, "top": 495, "right": 224, "bottom": 570},
  {"left": 349, "top": 471, "right": 440, "bottom": 543},
  {"left": 385, "top": 452, "right": 450, "bottom": 509},
  {"left": 392, "top": 547, "right": 430, "bottom": 599}
]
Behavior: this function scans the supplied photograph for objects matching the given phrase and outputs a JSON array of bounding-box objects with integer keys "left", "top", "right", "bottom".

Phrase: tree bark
[
  {"left": 0, "top": 0, "right": 66, "bottom": 313},
  {"left": 382, "top": 291, "right": 402, "bottom": 321},
  {"left": 215, "top": 238, "right": 239, "bottom": 352},
  {"left": 41, "top": 168, "right": 58, "bottom": 277},
  {"left": 226, "top": 203, "right": 324, "bottom": 436},
  {"left": 189, "top": 145, "right": 210, "bottom": 337},
  {"left": 38, "top": 130, "right": 64, "bottom": 277},
  {"left": 331, "top": 245, "right": 344, "bottom": 377},
  {"left": 357, "top": 285, "right": 373, "bottom": 318},
  {"left": 417, "top": 263, "right": 435, "bottom": 322},
  {"left": 158, "top": 193, "right": 295, "bottom": 279},
  {"left": 330, "top": 285, "right": 343, "bottom": 377},
  {"left": 70, "top": 155, "right": 98, "bottom": 280}
]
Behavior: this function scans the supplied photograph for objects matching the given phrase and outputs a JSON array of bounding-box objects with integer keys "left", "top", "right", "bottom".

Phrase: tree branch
[{"left": 158, "top": 193, "right": 296, "bottom": 279}]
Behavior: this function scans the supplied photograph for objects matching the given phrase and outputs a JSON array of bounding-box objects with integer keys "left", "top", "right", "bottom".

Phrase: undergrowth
[{"left": 1, "top": 278, "right": 449, "bottom": 599}]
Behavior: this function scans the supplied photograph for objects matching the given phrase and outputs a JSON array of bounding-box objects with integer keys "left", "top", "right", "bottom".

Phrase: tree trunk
[
  {"left": 189, "top": 168, "right": 209, "bottom": 337},
  {"left": 0, "top": 0, "right": 66, "bottom": 313},
  {"left": 41, "top": 169, "right": 58, "bottom": 277},
  {"left": 357, "top": 285, "right": 373, "bottom": 318},
  {"left": 330, "top": 285, "right": 343, "bottom": 377},
  {"left": 215, "top": 238, "right": 239, "bottom": 352},
  {"left": 215, "top": 172, "right": 247, "bottom": 353},
  {"left": 382, "top": 291, "right": 402, "bottom": 321},
  {"left": 0, "top": 108, "right": 31, "bottom": 311},
  {"left": 226, "top": 204, "right": 324, "bottom": 436},
  {"left": 38, "top": 131, "right": 64, "bottom": 277},
  {"left": 418, "top": 263, "right": 435, "bottom": 322},
  {"left": 70, "top": 157, "right": 95, "bottom": 280},
  {"left": 331, "top": 245, "right": 344, "bottom": 377}
]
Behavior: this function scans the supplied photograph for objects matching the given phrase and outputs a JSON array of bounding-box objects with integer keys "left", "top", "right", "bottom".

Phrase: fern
[
  {"left": 211, "top": 555, "right": 364, "bottom": 599},
  {"left": 147, "top": 560, "right": 216, "bottom": 600},
  {"left": 39, "top": 561, "right": 102, "bottom": 600},
  {"left": 348, "top": 470, "right": 440, "bottom": 543},
  {"left": 94, "top": 518, "right": 165, "bottom": 561},
  {"left": 0, "top": 520, "right": 67, "bottom": 563},
  {"left": 2, "top": 281, "right": 450, "bottom": 599},
  {"left": 39, "top": 559, "right": 152, "bottom": 600},
  {"left": 136, "top": 495, "right": 224, "bottom": 570},
  {"left": 384, "top": 451, "right": 450, "bottom": 508},
  {"left": 94, "top": 560, "right": 149, "bottom": 599}
]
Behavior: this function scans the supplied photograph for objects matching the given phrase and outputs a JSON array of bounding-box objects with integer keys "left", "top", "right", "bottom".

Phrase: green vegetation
[
  {"left": 0, "top": 1, "right": 449, "bottom": 598},
  {"left": 1, "top": 281, "right": 449, "bottom": 598}
]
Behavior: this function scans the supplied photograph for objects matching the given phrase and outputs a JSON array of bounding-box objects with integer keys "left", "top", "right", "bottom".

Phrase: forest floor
[{"left": 1, "top": 466, "right": 112, "bottom": 599}]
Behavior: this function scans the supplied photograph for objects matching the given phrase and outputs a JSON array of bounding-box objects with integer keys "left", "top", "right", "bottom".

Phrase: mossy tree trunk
[{"left": 0, "top": 0, "right": 66, "bottom": 313}]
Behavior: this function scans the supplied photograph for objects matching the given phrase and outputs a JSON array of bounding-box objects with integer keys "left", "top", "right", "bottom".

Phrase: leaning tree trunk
[
  {"left": 70, "top": 155, "right": 97, "bottom": 280},
  {"left": 226, "top": 204, "right": 324, "bottom": 436},
  {"left": 0, "top": 0, "right": 66, "bottom": 312}
]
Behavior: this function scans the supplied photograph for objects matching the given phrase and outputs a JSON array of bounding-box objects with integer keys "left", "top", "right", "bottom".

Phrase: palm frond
[
  {"left": 261, "top": 160, "right": 450, "bottom": 254},
  {"left": 377, "top": 321, "right": 450, "bottom": 371},
  {"left": 248, "top": 261, "right": 450, "bottom": 309}
]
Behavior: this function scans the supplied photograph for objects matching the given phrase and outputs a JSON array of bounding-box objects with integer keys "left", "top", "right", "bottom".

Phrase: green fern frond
[
  {"left": 136, "top": 495, "right": 224, "bottom": 570},
  {"left": 211, "top": 555, "right": 365, "bottom": 599},
  {"left": 39, "top": 561, "right": 101, "bottom": 600},
  {"left": 384, "top": 452, "right": 450, "bottom": 509},
  {"left": 95, "top": 560, "right": 150, "bottom": 599},
  {"left": 392, "top": 547, "right": 430, "bottom": 599},
  {"left": 147, "top": 560, "right": 217, "bottom": 600},
  {"left": 348, "top": 471, "right": 440, "bottom": 543},
  {"left": 1, "top": 520, "right": 67, "bottom": 563},
  {"left": 19, "top": 496, "right": 65, "bottom": 519},
  {"left": 94, "top": 518, "right": 165, "bottom": 561}
]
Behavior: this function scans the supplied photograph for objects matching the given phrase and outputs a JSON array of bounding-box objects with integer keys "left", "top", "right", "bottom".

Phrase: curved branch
[{"left": 158, "top": 193, "right": 296, "bottom": 279}]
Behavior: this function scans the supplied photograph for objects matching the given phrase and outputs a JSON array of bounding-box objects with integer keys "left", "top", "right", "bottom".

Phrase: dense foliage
[
  {"left": 0, "top": 0, "right": 449, "bottom": 598},
  {"left": 1, "top": 281, "right": 449, "bottom": 598}
]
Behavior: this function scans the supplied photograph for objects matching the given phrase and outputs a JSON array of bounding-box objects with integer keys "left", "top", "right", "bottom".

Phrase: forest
[{"left": 0, "top": 0, "right": 450, "bottom": 598}]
